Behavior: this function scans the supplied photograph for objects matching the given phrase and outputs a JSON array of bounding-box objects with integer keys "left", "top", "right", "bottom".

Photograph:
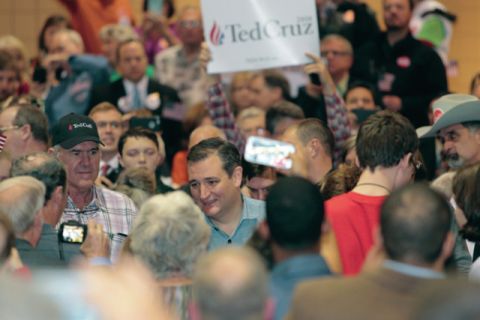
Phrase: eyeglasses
[
  {"left": 320, "top": 50, "right": 351, "bottom": 58},
  {"left": 0, "top": 125, "right": 19, "bottom": 135}
]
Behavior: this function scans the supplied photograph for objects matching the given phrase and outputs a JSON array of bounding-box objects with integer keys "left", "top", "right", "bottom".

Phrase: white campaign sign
[{"left": 201, "top": 0, "right": 320, "bottom": 74}]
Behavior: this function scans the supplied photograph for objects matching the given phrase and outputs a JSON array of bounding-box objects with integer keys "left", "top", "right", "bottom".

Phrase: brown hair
[
  {"left": 88, "top": 102, "right": 120, "bottom": 117},
  {"left": 321, "top": 163, "right": 362, "bottom": 200}
]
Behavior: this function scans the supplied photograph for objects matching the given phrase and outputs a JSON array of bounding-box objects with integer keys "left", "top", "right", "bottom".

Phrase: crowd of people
[{"left": 1, "top": 0, "right": 480, "bottom": 319}]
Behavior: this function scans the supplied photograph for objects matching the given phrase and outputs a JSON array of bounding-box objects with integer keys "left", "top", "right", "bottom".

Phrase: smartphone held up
[{"left": 244, "top": 136, "right": 295, "bottom": 170}]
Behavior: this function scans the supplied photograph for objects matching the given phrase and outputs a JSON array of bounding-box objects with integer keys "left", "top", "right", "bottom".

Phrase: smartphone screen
[
  {"left": 309, "top": 73, "right": 322, "bottom": 86},
  {"left": 62, "top": 225, "right": 85, "bottom": 244},
  {"left": 244, "top": 136, "right": 295, "bottom": 170}
]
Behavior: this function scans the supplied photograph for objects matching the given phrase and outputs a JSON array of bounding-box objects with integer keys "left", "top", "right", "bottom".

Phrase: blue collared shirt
[
  {"left": 206, "top": 196, "right": 265, "bottom": 250},
  {"left": 270, "top": 254, "right": 332, "bottom": 320},
  {"left": 383, "top": 260, "right": 444, "bottom": 279}
]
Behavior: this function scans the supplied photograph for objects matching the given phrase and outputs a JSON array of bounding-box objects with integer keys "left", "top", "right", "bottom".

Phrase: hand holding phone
[{"left": 244, "top": 136, "right": 295, "bottom": 170}]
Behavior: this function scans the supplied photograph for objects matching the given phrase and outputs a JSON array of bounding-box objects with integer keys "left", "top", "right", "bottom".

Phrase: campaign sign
[{"left": 201, "top": 0, "right": 320, "bottom": 73}]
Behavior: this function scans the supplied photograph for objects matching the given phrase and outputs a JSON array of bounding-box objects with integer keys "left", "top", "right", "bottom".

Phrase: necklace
[{"left": 355, "top": 183, "right": 391, "bottom": 193}]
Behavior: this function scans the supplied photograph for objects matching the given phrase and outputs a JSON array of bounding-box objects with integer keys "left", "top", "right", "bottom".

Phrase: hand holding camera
[{"left": 80, "top": 220, "right": 110, "bottom": 260}]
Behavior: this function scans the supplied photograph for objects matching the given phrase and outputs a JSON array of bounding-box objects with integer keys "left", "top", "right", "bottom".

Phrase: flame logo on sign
[{"left": 209, "top": 22, "right": 224, "bottom": 46}]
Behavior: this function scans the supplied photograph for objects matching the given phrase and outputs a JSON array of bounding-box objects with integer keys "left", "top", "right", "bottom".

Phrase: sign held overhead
[{"left": 201, "top": 0, "right": 320, "bottom": 73}]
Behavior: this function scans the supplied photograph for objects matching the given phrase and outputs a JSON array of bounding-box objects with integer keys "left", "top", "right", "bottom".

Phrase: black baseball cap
[{"left": 52, "top": 113, "right": 102, "bottom": 149}]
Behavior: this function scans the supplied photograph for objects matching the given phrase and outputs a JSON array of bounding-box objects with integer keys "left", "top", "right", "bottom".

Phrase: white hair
[
  {"left": 0, "top": 176, "right": 45, "bottom": 233},
  {"left": 129, "top": 191, "right": 211, "bottom": 279},
  {"left": 322, "top": 34, "right": 353, "bottom": 55}
]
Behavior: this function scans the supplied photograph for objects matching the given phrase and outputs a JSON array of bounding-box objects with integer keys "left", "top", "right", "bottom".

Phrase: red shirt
[
  {"left": 60, "top": 0, "right": 134, "bottom": 54},
  {"left": 326, "top": 192, "right": 386, "bottom": 275}
]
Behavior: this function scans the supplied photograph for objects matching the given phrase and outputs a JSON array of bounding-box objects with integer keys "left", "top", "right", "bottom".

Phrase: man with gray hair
[
  {"left": 11, "top": 152, "right": 67, "bottom": 227},
  {"left": 420, "top": 94, "right": 480, "bottom": 169},
  {"left": 0, "top": 104, "right": 49, "bottom": 159},
  {"left": 420, "top": 93, "right": 480, "bottom": 273},
  {"left": 51, "top": 113, "right": 136, "bottom": 261},
  {"left": 191, "top": 246, "right": 270, "bottom": 320},
  {"left": 10, "top": 152, "right": 83, "bottom": 263},
  {"left": 0, "top": 176, "right": 63, "bottom": 267}
]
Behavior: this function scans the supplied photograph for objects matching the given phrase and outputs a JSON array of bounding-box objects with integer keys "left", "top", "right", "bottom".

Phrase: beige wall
[
  {"left": 1, "top": 0, "right": 477, "bottom": 93},
  {"left": 0, "top": 0, "right": 200, "bottom": 58},
  {"left": 0, "top": 0, "right": 145, "bottom": 59},
  {"left": 0, "top": 0, "right": 67, "bottom": 58},
  {"left": 364, "top": 0, "right": 480, "bottom": 93}
]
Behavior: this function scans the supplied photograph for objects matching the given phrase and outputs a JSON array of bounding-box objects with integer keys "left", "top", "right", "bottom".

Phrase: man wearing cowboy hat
[
  {"left": 420, "top": 93, "right": 480, "bottom": 275},
  {"left": 420, "top": 93, "right": 480, "bottom": 169}
]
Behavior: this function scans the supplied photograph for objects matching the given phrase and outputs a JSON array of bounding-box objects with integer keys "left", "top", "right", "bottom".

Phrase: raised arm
[
  {"left": 200, "top": 43, "right": 246, "bottom": 153},
  {"left": 304, "top": 52, "right": 351, "bottom": 165}
]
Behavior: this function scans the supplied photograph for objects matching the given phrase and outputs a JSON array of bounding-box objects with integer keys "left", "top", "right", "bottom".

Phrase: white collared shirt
[
  {"left": 99, "top": 154, "right": 120, "bottom": 177},
  {"left": 123, "top": 76, "right": 149, "bottom": 109}
]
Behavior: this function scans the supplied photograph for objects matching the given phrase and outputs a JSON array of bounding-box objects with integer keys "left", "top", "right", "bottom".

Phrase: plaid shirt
[
  {"left": 324, "top": 92, "right": 351, "bottom": 166},
  {"left": 207, "top": 82, "right": 246, "bottom": 154},
  {"left": 207, "top": 82, "right": 351, "bottom": 164},
  {"left": 61, "top": 186, "right": 137, "bottom": 260}
]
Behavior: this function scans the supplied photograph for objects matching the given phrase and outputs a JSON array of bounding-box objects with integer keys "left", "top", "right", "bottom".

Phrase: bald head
[
  {"left": 188, "top": 125, "right": 226, "bottom": 149},
  {"left": 381, "top": 183, "right": 452, "bottom": 265},
  {"left": 193, "top": 247, "right": 268, "bottom": 320}
]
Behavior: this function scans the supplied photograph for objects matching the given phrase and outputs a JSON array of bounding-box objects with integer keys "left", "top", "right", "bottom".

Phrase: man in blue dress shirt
[
  {"left": 187, "top": 138, "right": 265, "bottom": 250},
  {"left": 264, "top": 176, "right": 332, "bottom": 320}
]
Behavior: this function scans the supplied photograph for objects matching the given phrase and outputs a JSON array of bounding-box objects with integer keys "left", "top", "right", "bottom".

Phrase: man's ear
[
  {"left": 232, "top": 166, "right": 243, "bottom": 187},
  {"left": 18, "top": 123, "right": 31, "bottom": 141},
  {"left": 263, "top": 298, "right": 276, "bottom": 320},
  {"left": 52, "top": 185, "right": 65, "bottom": 202},
  {"left": 354, "top": 155, "right": 360, "bottom": 167},
  {"left": 307, "top": 138, "right": 321, "bottom": 158},
  {"left": 399, "top": 152, "right": 412, "bottom": 169},
  {"left": 440, "top": 231, "right": 455, "bottom": 263}
]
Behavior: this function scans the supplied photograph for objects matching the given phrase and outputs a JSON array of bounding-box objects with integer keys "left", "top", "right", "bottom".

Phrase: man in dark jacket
[
  {"left": 351, "top": 0, "right": 447, "bottom": 179},
  {"left": 352, "top": 0, "right": 447, "bottom": 129}
]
